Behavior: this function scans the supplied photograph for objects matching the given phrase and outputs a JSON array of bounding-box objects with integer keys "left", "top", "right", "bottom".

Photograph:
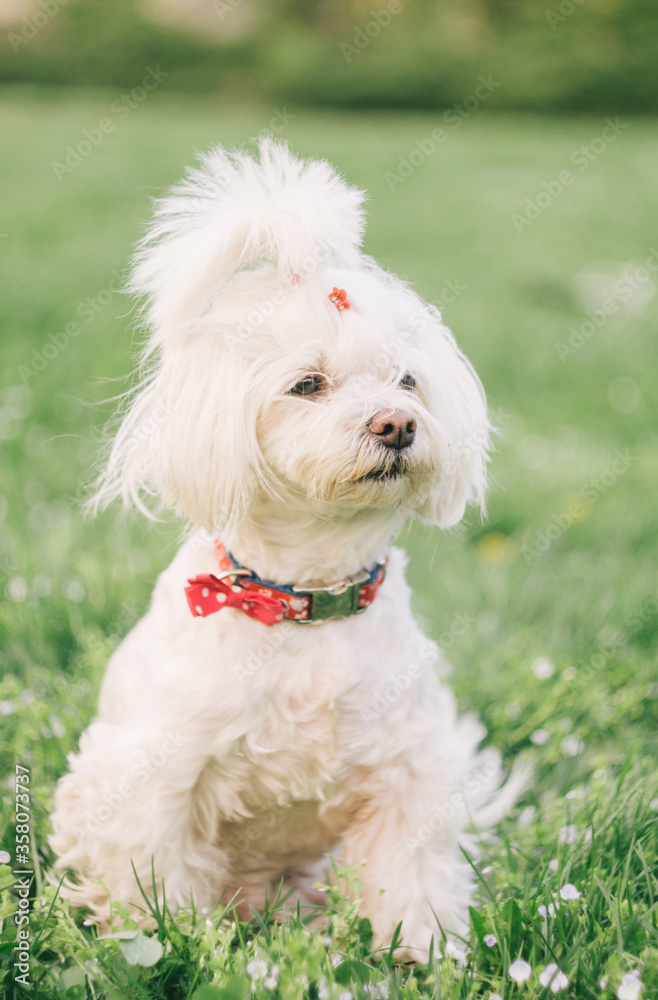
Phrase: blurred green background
[{"left": 1, "top": 0, "right": 658, "bottom": 112}]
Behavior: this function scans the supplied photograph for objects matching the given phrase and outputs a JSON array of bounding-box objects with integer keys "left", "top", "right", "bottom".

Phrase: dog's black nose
[{"left": 368, "top": 408, "right": 417, "bottom": 450}]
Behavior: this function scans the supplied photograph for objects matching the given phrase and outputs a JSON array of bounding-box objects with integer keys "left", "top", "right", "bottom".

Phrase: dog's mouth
[{"left": 359, "top": 457, "right": 407, "bottom": 482}]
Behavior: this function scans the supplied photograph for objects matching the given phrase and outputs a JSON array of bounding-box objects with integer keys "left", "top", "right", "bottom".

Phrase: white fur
[{"left": 51, "top": 139, "right": 523, "bottom": 961}]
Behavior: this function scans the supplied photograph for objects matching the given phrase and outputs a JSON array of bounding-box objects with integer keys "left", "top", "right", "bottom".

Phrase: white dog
[{"left": 51, "top": 138, "right": 523, "bottom": 961}]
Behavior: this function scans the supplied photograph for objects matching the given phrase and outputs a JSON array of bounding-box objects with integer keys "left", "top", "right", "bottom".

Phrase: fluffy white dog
[{"left": 51, "top": 138, "right": 522, "bottom": 961}]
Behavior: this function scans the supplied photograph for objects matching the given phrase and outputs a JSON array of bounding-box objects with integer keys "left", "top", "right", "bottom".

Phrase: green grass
[{"left": 0, "top": 88, "right": 657, "bottom": 999}]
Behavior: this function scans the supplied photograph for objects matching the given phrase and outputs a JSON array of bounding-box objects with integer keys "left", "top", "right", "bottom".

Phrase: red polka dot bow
[{"left": 185, "top": 574, "right": 285, "bottom": 626}]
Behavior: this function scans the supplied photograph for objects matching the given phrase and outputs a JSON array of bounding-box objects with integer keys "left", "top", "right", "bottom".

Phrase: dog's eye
[
  {"left": 399, "top": 373, "right": 416, "bottom": 391},
  {"left": 289, "top": 375, "right": 324, "bottom": 397}
]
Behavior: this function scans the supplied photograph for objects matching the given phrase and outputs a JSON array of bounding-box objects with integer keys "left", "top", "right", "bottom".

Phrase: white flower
[
  {"left": 319, "top": 980, "right": 330, "bottom": 1000},
  {"left": 562, "top": 667, "right": 577, "bottom": 681},
  {"left": 539, "top": 964, "right": 569, "bottom": 992},
  {"left": 565, "top": 787, "right": 586, "bottom": 800},
  {"left": 558, "top": 824, "right": 578, "bottom": 844},
  {"left": 7, "top": 577, "right": 28, "bottom": 602},
  {"left": 561, "top": 735, "right": 585, "bottom": 757},
  {"left": 548, "top": 858, "right": 558, "bottom": 872},
  {"left": 490, "top": 995, "right": 503, "bottom": 1000},
  {"left": 649, "top": 799, "right": 658, "bottom": 811},
  {"left": 49, "top": 715, "right": 66, "bottom": 738},
  {"left": 538, "top": 902, "right": 558, "bottom": 918},
  {"left": 62, "top": 577, "right": 86, "bottom": 603},
  {"left": 339, "top": 992, "right": 352, "bottom": 1000},
  {"left": 559, "top": 883, "right": 580, "bottom": 900},
  {"left": 246, "top": 959, "right": 267, "bottom": 981},
  {"left": 484, "top": 934, "right": 497, "bottom": 947},
  {"left": 331, "top": 954, "right": 343, "bottom": 967},
  {"left": 518, "top": 805, "right": 536, "bottom": 828},
  {"left": 264, "top": 977, "right": 278, "bottom": 990},
  {"left": 0, "top": 701, "right": 15, "bottom": 716},
  {"left": 364, "top": 985, "right": 389, "bottom": 999},
  {"left": 445, "top": 940, "right": 467, "bottom": 966},
  {"left": 530, "top": 728, "right": 550, "bottom": 745},
  {"left": 617, "top": 971, "right": 642, "bottom": 1000},
  {"left": 509, "top": 959, "right": 532, "bottom": 983},
  {"left": 532, "top": 656, "right": 555, "bottom": 679},
  {"left": 0, "top": 850, "right": 10, "bottom": 864}
]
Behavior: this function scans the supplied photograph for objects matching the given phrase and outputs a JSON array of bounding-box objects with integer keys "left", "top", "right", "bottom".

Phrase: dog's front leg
[
  {"left": 50, "top": 719, "right": 229, "bottom": 927},
  {"left": 340, "top": 763, "right": 474, "bottom": 963}
]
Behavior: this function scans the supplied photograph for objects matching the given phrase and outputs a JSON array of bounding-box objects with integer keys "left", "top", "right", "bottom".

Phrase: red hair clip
[{"left": 329, "top": 287, "right": 350, "bottom": 311}]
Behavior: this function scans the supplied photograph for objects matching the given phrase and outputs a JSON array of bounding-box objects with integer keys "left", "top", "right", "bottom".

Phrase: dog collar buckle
[
  {"left": 298, "top": 579, "right": 366, "bottom": 622},
  {"left": 292, "top": 570, "right": 370, "bottom": 596}
]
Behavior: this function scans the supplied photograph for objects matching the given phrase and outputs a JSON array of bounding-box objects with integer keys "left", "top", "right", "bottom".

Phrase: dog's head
[{"left": 95, "top": 139, "right": 490, "bottom": 539}]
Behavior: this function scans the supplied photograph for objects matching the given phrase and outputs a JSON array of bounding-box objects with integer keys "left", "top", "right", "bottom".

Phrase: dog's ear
[
  {"left": 90, "top": 336, "right": 271, "bottom": 533},
  {"left": 131, "top": 137, "right": 367, "bottom": 352},
  {"left": 411, "top": 307, "right": 491, "bottom": 528}
]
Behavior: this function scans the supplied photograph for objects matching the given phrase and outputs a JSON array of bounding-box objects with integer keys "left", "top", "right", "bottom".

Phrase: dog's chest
[
  {"left": 214, "top": 645, "right": 356, "bottom": 803},
  {"left": 195, "top": 615, "right": 395, "bottom": 818}
]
